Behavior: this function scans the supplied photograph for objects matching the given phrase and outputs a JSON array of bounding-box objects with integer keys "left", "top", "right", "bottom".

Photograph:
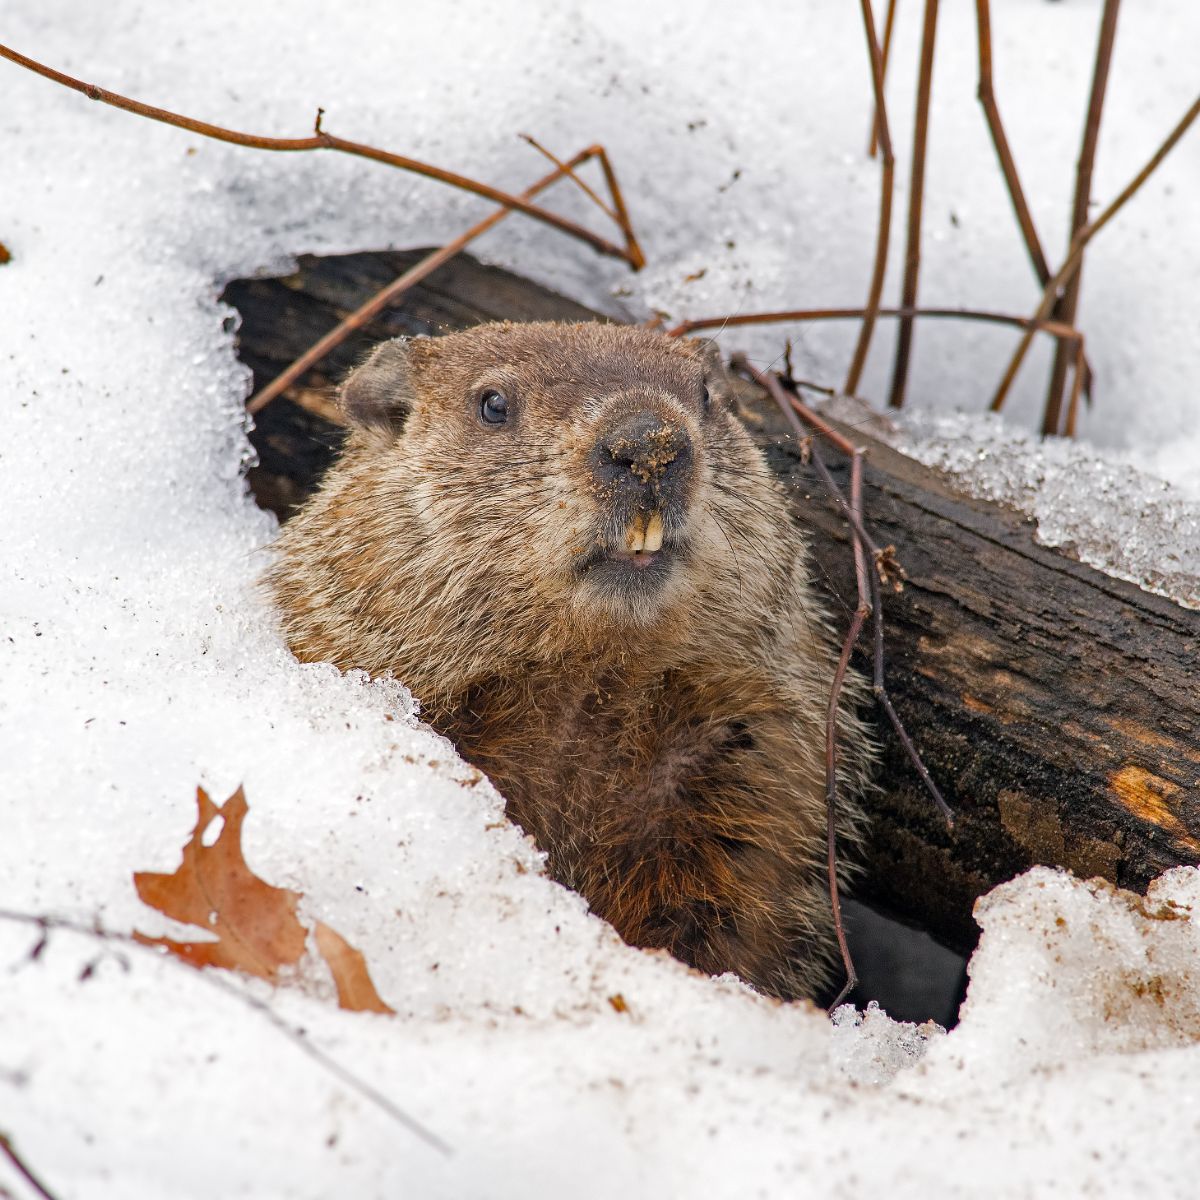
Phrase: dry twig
[
  {"left": 1065, "top": 335, "right": 1086, "bottom": 438},
  {"left": 0, "top": 1133, "right": 59, "bottom": 1200},
  {"left": 247, "top": 142, "right": 632, "bottom": 414},
  {"left": 974, "top": 0, "right": 1095, "bottom": 410},
  {"left": 887, "top": 0, "right": 939, "bottom": 411},
  {"left": 669, "top": 304, "right": 1083, "bottom": 345},
  {"left": 0, "top": 42, "right": 640, "bottom": 267},
  {"left": 669, "top": 303, "right": 1087, "bottom": 412},
  {"left": 974, "top": 0, "right": 1052, "bottom": 287},
  {"left": 730, "top": 356, "right": 953, "bottom": 1006},
  {"left": 0, "top": 909, "right": 450, "bottom": 1157},
  {"left": 521, "top": 136, "right": 625, "bottom": 245},
  {"left": 0, "top": 42, "right": 645, "bottom": 418},
  {"left": 1040, "top": 0, "right": 1121, "bottom": 437},
  {"left": 867, "top": 0, "right": 899, "bottom": 159},
  {"left": 990, "top": 91, "right": 1200, "bottom": 415},
  {"left": 844, "top": 0, "right": 897, "bottom": 396}
]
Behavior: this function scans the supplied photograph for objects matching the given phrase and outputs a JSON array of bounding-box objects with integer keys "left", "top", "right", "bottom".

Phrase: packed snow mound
[
  {"left": 4, "top": 0, "right": 1200, "bottom": 1194},
  {"left": 947, "top": 868, "right": 1200, "bottom": 1077},
  {"left": 7, "top": 861, "right": 1200, "bottom": 1196}
]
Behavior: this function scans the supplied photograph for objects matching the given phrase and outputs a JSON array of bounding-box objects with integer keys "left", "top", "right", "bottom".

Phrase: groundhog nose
[{"left": 593, "top": 411, "right": 693, "bottom": 493}]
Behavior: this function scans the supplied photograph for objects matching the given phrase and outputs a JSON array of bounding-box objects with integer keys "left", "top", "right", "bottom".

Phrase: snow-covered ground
[{"left": 2, "top": 2, "right": 1198, "bottom": 1195}]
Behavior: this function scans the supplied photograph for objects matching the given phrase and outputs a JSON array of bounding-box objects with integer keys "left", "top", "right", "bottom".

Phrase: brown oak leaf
[
  {"left": 135, "top": 785, "right": 393, "bottom": 1013},
  {"left": 314, "top": 921, "right": 394, "bottom": 1014}
]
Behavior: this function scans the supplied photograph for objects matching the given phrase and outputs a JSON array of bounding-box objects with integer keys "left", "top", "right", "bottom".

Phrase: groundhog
[{"left": 268, "top": 321, "right": 872, "bottom": 1000}]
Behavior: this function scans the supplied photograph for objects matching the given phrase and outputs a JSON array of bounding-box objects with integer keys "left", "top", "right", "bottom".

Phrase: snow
[
  {"left": 896, "top": 409, "right": 1200, "bottom": 609},
  {"left": 2, "top": 1, "right": 1198, "bottom": 1195}
]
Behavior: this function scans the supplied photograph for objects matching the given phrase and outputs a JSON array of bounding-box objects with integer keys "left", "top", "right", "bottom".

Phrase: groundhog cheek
[{"left": 538, "top": 504, "right": 588, "bottom": 558}]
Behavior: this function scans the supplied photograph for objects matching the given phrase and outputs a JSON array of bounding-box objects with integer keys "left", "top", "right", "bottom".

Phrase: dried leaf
[
  {"left": 134, "top": 786, "right": 306, "bottom": 979},
  {"left": 314, "top": 921, "right": 394, "bottom": 1014},
  {"left": 134, "top": 785, "right": 394, "bottom": 1014},
  {"left": 874, "top": 543, "right": 908, "bottom": 593}
]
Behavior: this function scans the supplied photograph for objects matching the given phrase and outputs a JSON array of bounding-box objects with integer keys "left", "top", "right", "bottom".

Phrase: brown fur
[{"left": 268, "top": 321, "right": 872, "bottom": 1000}]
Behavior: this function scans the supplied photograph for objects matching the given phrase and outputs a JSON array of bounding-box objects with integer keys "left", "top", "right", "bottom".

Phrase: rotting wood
[{"left": 223, "top": 249, "right": 1200, "bottom": 955}]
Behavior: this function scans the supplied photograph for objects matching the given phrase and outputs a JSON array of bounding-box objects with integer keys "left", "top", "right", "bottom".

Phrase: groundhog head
[{"left": 335, "top": 321, "right": 782, "bottom": 638}]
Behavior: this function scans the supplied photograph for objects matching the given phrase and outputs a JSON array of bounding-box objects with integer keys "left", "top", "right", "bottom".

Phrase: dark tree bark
[
  {"left": 222, "top": 249, "right": 1200, "bottom": 956},
  {"left": 761, "top": 417, "right": 1200, "bottom": 952}
]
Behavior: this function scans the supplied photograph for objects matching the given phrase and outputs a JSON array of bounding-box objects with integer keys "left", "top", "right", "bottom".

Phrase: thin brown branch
[
  {"left": 1065, "top": 335, "right": 1086, "bottom": 438},
  {"left": 669, "top": 304, "right": 1082, "bottom": 343},
  {"left": 887, "top": 0, "right": 940, "bottom": 410},
  {"left": 1041, "top": 0, "right": 1121, "bottom": 437},
  {"left": 739, "top": 360, "right": 954, "bottom": 821},
  {"left": 518, "top": 135, "right": 646, "bottom": 270},
  {"left": 0, "top": 1133, "right": 60, "bottom": 1200},
  {"left": 593, "top": 146, "right": 647, "bottom": 272},
  {"left": 844, "top": 0, "right": 897, "bottom": 395},
  {"left": 731, "top": 354, "right": 954, "bottom": 1002},
  {"left": 0, "top": 41, "right": 637, "bottom": 267},
  {"left": 974, "top": 0, "right": 1051, "bottom": 286},
  {"left": 0, "top": 909, "right": 450, "bottom": 1156},
  {"left": 737, "top": 359, "right": 869, "bottom": 1003},
  {"left": 520, "top": 135, "right": 619, "bottom": 226},
  {"left": 850, "top": 453, "right": 870, "bottom": 612},
  {"left": 867, "top": 0, "right": 899, "bottom": 159},
  {"left": 805, "top": 448, "right": 955, "bottom": 831},
  {"left": 835, "top": 454, "right": 870, "bottom": 1008},
  {"left": 974, "top": 0, "right": 1095, "bottom": 410},
  {"left": 826, "top": 601, "right": 869, "bottom": 1007},
  {"left": 248, "top": 146, "right": 603, "bottom": 415},
  {"left": 990, "top": 91, "right": 1199, "bottom": 415}
]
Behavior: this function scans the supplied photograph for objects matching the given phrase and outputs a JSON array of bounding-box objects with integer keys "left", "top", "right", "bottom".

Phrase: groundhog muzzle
[{"left": 269, "top": 321, "right": 872, "bottom": 1000}]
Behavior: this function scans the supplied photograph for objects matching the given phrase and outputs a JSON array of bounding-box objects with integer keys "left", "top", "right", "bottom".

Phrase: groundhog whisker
[
  {"left": 707, "top": 510, "right": 747, "bottom": 594},
  {"left": 709, "top": 482, "right": 797, "bottom": 535}
]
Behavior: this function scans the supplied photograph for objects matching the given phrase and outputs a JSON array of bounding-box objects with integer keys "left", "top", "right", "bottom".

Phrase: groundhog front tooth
[
  {"left": 625, "top": 515, "right": 647, "bottom": 553},
  {"left": 644, "top": 512, "right": 664, "bottom": 553}
]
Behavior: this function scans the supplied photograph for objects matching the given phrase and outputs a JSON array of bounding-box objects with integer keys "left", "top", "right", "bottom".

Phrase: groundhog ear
[{"left": 340, "top": 338, "right": 418, "bottom": 434}]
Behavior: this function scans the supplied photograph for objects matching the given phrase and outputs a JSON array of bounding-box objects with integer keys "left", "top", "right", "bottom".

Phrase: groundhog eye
[
  {"left": 701, "top": 384, "right": 712, "bottom": 412},
  {"left": 479, "top": 389, "right": 509, "bottom": 425}
]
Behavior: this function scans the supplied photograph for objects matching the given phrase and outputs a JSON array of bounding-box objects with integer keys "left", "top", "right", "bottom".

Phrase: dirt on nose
[
  {"left": 597, "top": 412, "right": 693, "bottom": 492},
  {"left": 618, "top": 423, "right": 685, "bottom": 484}
]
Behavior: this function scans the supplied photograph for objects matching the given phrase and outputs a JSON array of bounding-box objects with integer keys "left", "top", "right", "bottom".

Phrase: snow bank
[{"left": 2, "top": 1, "right": 1199, "bottom": 1195}]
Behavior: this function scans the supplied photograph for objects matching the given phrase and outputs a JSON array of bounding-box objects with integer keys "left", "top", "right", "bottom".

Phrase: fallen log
[
  {"left": 762, "top": 413, "right": 1200, "bottom": 952},
  {"left": 222, "top": 249, "right": 1200, "bottom": 961}
]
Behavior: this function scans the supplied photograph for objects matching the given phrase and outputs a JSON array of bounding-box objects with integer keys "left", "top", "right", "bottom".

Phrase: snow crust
[
  {"left": 896, "top": 409, "right": 1200, "bottom": 609},
  {"left": 2, "top": 1, "right": 1199, "bottom": 1195}
]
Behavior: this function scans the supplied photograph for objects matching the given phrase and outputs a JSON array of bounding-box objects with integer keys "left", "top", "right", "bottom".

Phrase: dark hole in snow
[{"left": 836, "top": 898, "right": 968, "bottom": 1028}]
